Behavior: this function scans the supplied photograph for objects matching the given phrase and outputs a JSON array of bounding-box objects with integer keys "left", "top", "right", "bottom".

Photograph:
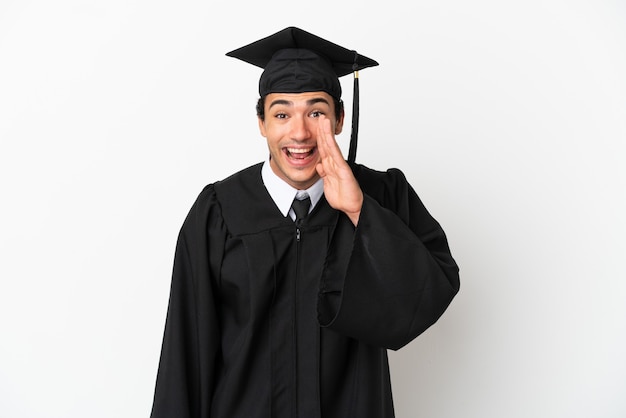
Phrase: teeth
[{"left": 287, "top": 148, "right": 311, "bottom": 154}]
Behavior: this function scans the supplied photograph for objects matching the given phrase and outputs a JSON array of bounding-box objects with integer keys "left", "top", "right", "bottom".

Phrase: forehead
[{"left": 265, "top": 91, "right": 335, "bottom": 108}]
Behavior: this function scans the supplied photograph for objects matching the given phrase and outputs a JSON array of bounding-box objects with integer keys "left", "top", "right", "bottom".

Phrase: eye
[
  {"left": 275, "top": 112, "right": 288, "bottom": 119},
  {"left": 309, "top": 110, "right": 324, "bottom": 118}
]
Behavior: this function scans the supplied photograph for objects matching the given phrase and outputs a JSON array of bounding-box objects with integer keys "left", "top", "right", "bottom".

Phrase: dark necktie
[{"left": 291, "top": 196, "right": 311, "bottom": 225}]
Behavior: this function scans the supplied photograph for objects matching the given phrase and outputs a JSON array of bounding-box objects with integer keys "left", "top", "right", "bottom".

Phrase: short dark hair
[{"left": 256, "top": 96, "right": 344, "bottom": 121}]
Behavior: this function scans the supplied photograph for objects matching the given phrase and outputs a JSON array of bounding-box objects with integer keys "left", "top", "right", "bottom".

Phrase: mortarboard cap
[{"left": 226, "top": 26, "right": 379, "bottom": 163}]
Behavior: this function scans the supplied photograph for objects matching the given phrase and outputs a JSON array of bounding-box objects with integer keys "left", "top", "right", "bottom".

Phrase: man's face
[{"left": 258, "top": 91, "right": 344, "bottom": 190}]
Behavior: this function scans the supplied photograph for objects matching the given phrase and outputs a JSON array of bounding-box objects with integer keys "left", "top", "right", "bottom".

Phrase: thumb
[{"left": 316, "top": 162, "right": 326, "bottom": 178}]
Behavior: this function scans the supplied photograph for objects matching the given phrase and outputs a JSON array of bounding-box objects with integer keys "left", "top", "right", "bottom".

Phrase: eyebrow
[{"left": 268, "top": 97, "right": 331, "bottom": 109}]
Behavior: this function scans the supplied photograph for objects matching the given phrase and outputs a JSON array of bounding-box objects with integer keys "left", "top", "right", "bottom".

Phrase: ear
[
  {"left": 258, "top": 117, "right": 267, "bottom": 137},
  {"left": 334, "top": 109, "right": 345, "bottom": 135}
]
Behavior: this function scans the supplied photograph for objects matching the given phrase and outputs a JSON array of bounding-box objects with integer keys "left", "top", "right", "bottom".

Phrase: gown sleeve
[
  {"left": 318, "top": 167, "right": 460, "bottom": 350},
  {"left": 151, "top": 185, "right": 225, "bottom": 418}
]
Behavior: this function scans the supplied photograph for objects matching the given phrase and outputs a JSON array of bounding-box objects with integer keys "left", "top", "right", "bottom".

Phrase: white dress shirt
[{"left": 261, "top": 159, "right": 324, "bottom": 221}]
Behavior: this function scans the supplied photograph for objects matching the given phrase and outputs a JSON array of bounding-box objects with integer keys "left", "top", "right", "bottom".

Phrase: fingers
[
  {"left": 316, "top": 117, "right": 328, "bottom": 160},
  {"left": 317, "top": 115, "right": 344, "bottom": 163}
]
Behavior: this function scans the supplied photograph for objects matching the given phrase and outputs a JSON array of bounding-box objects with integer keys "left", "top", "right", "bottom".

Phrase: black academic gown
[{"left": 150, "top": 162, "right": 460, "bottom": 418}]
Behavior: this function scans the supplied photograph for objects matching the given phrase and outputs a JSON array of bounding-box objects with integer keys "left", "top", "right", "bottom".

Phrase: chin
[{"left": 288, "top": 172, "right": 320, "bottom": 189}]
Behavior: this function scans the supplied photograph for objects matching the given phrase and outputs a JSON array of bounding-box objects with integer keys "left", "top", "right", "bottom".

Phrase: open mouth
[{"left": 285, "top": 147, "right": 316, "bottom": 160}]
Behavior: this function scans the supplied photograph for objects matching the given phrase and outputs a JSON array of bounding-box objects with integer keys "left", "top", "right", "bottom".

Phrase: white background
[{"left": 1, "top": 1, "right": 625, "bottom": 417}]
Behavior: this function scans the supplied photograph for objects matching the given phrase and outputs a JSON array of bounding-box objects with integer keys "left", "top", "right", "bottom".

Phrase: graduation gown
[{"left": 150, "top": 162, "right": 460, "bottom": 418}]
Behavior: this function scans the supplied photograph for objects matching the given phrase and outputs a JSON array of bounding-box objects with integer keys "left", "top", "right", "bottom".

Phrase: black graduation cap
[{"left": 226, "top": 26, "right": 379, "bottom": 164}]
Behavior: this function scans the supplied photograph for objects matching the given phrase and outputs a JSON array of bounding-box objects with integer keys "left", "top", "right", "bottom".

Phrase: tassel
[{"left": 347, "top": 53, "right": 360, "bottom": 164}]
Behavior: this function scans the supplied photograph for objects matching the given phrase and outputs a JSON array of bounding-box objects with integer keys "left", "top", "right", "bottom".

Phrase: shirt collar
[{"left": 261, "top": 159, "right": 324, "bottom": 218}]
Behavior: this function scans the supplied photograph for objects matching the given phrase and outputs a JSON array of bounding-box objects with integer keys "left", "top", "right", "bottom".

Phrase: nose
[{"left": 290, "top": 115, "right": 312, "bottom": 141}]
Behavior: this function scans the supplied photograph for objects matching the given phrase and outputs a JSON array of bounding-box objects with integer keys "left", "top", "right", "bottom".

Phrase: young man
[{"left": 150, "top": 27, "right": 460, "bottom": 418}]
